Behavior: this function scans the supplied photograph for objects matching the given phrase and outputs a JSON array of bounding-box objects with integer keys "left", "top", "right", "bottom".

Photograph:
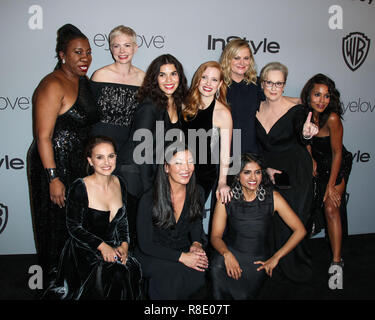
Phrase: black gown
[
  {"left": 118, "top": 98, "right": 182, "bottom": 198},
  {"left": 255, "top": 104, "right": 313, "bottom": 283},
  {"left": 89, "top": 80, "right": 140, "bottom": 251},
  {"left": 43, "top": 177, "right": 142, "bottom": 300},
  {"left": 27, "top": 76, "right": 98, "bottom": 273},
  {"left": 310, "top": 136, "right": 353, "bottom": 236},
  {"left": 181, "top": 99, "right": 220, "bottom": 201},
  {"left": 210, "top": 190, "right": 274, "bottom": 299},
  {"left": 134, "top": 189, "right": 206, "bottom": 300},
  {"left": 89, "top": 81, "right": 139, "bottom": 153},
  {"left": 227, "top": 80, "right": 263, "bottom": 154}
]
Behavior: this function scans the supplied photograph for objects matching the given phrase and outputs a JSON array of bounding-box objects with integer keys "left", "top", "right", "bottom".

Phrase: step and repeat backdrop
[{"left": 0, "top": 0, "right": 374, "bottom": 254}]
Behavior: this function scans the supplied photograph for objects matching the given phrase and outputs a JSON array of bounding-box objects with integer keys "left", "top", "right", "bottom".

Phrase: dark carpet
[{"left": 1, "top": 233, "right": 374, "bottom": 300}]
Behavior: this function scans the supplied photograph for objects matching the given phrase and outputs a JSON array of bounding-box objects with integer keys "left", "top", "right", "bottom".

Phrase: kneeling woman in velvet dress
[
  {"left": 43, "top": 136, "right": 142, "bottom": 300},
  {"left": 135, "top": 144, "right": 208, "bottom": 300},
  {"left": 210, "top": 153, "right": 306, "bottom": 299}
]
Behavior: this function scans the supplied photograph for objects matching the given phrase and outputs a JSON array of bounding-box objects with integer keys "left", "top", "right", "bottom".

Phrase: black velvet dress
[
  {"left": 256, "top": 104, "right": 313, "bottom": 283},
  {"left": 43, "top": 177, "right": 142, "bottom": 300},
  {"left": 310, "top": 136, "right": 353, "bottom": 236},
  {"left": 27, "top": 76, "right": 98, "bottom": 273},
  {"left": 134, "top": 189, "right": 206, "bottom": 300},
  {"left": 210, "top": 190, "right": 274, "bottom": 300}
]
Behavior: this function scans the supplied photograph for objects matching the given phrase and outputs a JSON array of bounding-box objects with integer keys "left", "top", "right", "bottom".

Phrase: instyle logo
[
  {"left": 352, "top": 150, "right": 370, "bottom": 163},
  {"left": 342, "top": 32, "right": 371, "bottom": 71},
  {"left": 0, "top": 96, "right": 31, "bottom": 110},
  {"left": 0, "top": 203, "right": 8, "bottom": 234},
  {"left": 342, "top": 98, "right": 375, "bottom": 114},
  {"left": 93, "top": 33, "right": 165, "bottom": 51},
  {"left": 0, "top": 155, "right": 25, "bottom": 170},
  {"left": 207, "top": 35, "right": 280, "bottom": 53}
]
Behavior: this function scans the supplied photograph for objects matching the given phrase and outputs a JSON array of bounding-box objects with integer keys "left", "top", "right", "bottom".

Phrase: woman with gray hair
[{"left": 255, "top": 61, "right": 318, "bottom": 283}]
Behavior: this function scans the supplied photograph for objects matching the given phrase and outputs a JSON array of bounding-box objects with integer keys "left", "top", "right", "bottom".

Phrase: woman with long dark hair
[
  {"left": 210, "top": 153, "right": 306, "bottom": 299},
  {"left": 27, "top": 24, "right": 98, "bottom": 275},
  {"left": 134, "top": 143, "right": 208, "bottom": 299},
  {"left": 118, "top": 54, "right": 188, "bottom": 198},
  {"left": 301, "top": 73, "right": 352, "bottom": 270}
]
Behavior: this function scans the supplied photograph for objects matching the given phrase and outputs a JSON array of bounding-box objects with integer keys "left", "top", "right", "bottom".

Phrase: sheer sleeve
[{"left": 65, "top": 179, "right": 104, "bottom": 251}]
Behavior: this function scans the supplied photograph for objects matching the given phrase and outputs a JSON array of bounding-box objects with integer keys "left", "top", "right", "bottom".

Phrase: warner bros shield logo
[
  {"left": 342, "top": 32, "right": 371, "bottom": 71},
  {"left": 0, "top": 203, "right": 9, "bottom": 234}
]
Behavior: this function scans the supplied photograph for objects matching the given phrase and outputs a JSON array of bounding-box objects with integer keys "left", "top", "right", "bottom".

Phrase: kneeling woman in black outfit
[
  {"left": 135, "top": 144, "right": 208, "bottom": 300},
  {"left": 210, "top": 153, "right": 306, "bottom": 299},
  {"left": 43, "top": 136, "right": 142, "bottom": 300}
]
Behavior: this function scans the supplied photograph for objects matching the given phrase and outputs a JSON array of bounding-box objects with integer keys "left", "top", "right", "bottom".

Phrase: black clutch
[{"left": 274, "top": 172, "right": 291, "bottom": 189}]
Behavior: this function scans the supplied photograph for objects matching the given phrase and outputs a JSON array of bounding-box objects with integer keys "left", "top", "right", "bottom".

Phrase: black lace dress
[
  {"left": 43, "top": 177, "right": 142, "bottom": 300},
  {"left": 210, "top": 190, "right": 274, "bottom": 299},
  {"left": 27, "top": 77, "right": 98, "bottom": 273},
  {"left": 310, "top": 136, "right": 353, "bottom": 236}
]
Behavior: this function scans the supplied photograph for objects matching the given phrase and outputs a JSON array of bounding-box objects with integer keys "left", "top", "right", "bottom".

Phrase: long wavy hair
[
  {"left": 300, "top": 73, "right": 343, "bottom": 128},
  {"left": 231, "top": 153, "right": 271, "bottom": 201},
  {"left": 219, "top": 38, "right": 257, "bottom": 87},
  {"left": 137, "top": 54, "right": 188, "bottom": 112},
  {"left": 54, "top": 24, "right": 88, "bottom": 70},
  {"left": 182, "top": 61, "right": 229, "bottom": 121},
  {"left": 152, "top": 142, "right": 203, "bottom": 229}
]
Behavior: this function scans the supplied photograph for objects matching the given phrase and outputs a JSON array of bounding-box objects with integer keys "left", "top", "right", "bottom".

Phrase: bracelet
[{"left": 45, "top": 168, "right": 59, "bottom": 183}]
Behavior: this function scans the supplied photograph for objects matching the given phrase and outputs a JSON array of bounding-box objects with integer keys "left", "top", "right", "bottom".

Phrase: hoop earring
[{"left": 256, "top": 184, "right": 266, "bottom": 201}]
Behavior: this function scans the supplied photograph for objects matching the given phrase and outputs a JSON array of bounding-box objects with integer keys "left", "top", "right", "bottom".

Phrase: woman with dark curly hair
[
  {"left": 301, "top": 73, "right": 352, "bottom": 270},
  {"left": 209, "top": 153, "right": 306, "bottom": 299},
  {"left": 117, "top": 54, "right": 188, "bottom": 198}
]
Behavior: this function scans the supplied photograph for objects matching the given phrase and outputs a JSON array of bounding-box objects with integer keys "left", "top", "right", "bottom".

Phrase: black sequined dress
[
  {"left": 27, "top": 77, "right": 98, "bottom": 273},
  {"left": 89, "top": 81, "right": 139, "bottom": 152},
  {"left": 43, "top": 177, "right": 142, "bottom": 300}
]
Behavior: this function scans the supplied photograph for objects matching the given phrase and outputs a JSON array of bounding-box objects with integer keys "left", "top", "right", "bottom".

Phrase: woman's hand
[
  {"left": 216, "top": 182, "right": 232, "bottom": 204},
  {"left": 302, "top": 112, "right": 319, "bottom": 139},
  {"left": 115, "top": 244, "right": 128, "bottom": 265},
  {"left": 324, "top": 184, "right": 341, "bottom": 208},
  {"left": 189, "top": 242, "right": 205, "bottom": 254},
  {"left": 266, "top": 168, "right": 282, "bottom": 185},
  {"left": 49, "top": 178, "right": 66, "bottom": 208},
  {"left": 254, "top": 255, "right": 280, "bottom": 277},
  {"left": 98, "top": 242, "right": 118, "bottom": 263},
  {"left": 223, "top": 251, "right": 242, "bottom": 280},
  {"left": 179, "top": 251, "right": 208, "bottom": 272}
]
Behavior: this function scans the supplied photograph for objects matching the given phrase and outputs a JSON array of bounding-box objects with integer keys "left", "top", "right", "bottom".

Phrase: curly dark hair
[
  {"left": 300, "top": 73, "right": 343, "bottom": 128},
  {"left": 137, "top": 54, "right": 188, "bottom": 112},
  {"left": 54, "top": 23, "right": 88, "bottom": 70}
]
